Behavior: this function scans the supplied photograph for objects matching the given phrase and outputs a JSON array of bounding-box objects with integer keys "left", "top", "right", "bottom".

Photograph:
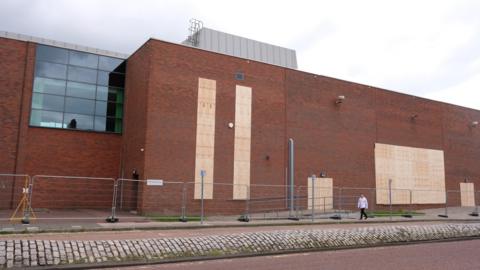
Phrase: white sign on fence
[{"left": 147, "top": 179, "right": 164, "bottom": 186}]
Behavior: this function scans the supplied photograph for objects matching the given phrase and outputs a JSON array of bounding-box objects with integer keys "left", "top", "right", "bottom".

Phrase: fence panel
[
  {"left": 0, "top": 174, "right": 31, "bottom": 225},
  {"left": 0, "top": 174, "right": 30, "bottom": 210},
  {"left": 28, "top": 175, "right": 115, "bottom": 222}
]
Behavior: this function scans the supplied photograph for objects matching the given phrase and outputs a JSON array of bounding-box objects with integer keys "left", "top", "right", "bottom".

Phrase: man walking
[{"left": 358, "top": 194, "right": 368, "bottom": 220}]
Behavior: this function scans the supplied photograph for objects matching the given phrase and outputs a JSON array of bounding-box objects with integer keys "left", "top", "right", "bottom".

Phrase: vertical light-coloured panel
[
  {"left": 375, "top": 143, "right": 446, "bottom": 204},
  {"left": 194, "top": 78, "right": 216, "bottom": 199},
  {"left": 308, "top": 178, "right": 333, "bottom": 210},
  {"left": 233, "top": 85, "right": 252, "bottom": 200},
  {"left": 460, "top": 183, "right": 475, "bottom": 207}
]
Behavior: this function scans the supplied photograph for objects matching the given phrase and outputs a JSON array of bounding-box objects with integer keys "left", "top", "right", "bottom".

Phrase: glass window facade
[{"left": 30, "top": 44, "right": 125, "bottom": 133}]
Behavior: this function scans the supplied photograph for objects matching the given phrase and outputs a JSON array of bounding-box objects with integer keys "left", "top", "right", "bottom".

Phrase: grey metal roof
[
  {"left": 0, "top": 30, "right": 129, "bottom": 59},
  {"left": 183, "top": 28, "right": 298, "bottom": 69}
]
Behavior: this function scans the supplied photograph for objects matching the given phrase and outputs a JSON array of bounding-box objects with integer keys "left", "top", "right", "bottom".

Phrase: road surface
[{"left": 100, "top": 239, "right": 480, "bottom": 270}]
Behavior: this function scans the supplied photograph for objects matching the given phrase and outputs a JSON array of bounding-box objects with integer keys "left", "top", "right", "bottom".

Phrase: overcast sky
[{"left": 1, "top": 0, "right": 479, "bottom": 110}]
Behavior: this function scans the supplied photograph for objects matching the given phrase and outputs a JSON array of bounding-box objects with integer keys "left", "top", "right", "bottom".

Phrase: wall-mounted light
[
  {"left": 471, "top": 121, "right": 479, "bottom": 128},
  {"left": 410, "top": 114, "right": 418, "bottom": 121},
  {"left": 140, "top": 148, "right": 145, "bottom": 152},
  {"left": 228, "top": 122, "right": 234, "bottom": 128},
  {"left": 335, "top": 95, "right": 345, "bottom": 105}
]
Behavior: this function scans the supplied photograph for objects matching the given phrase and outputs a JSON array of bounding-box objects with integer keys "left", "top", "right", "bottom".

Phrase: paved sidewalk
[
  {"left": 1, "top": 222, "right": 480, "bottom": 269},
  {"left": 1, "top": 206, "right": 478, "bottom": 234}
]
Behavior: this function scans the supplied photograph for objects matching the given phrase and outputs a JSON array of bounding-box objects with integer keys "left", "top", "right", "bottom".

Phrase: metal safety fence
[{"left": 1, "top": 173, "right": 480, "bottom": 226}]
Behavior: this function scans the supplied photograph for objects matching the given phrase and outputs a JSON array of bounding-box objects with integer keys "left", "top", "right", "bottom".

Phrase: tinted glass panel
[
  {"left": 30, "top": 109, "right": 64, "bottom": 128},
  {"left": 67, "top": 66, "right": 97, "bottom": 84},
  {"left": 109, "top": 73, "right": 125, "bottom": 88},
  {"left": 107, "top": 102, "right": 123, "bottom": 118},
  {"left": 108, "top": 88, "right": 124, "bottom": 103},
  {"left": 36, "top": 45, "right": 68, "bottom": 64},
  {"left": 35, "top": 61, "right": 67, "bottom": 79},
  {"left": 106, "top": 117, "right": 122, "bottom": 132},
  {"left": 97, "top": 71, "right": 109, "bottom": 86},
  {"left": 66, "top": 81, "right": 96, "bottom": 99},
  {"left": 33, "top": 77, "right": 66, "bottom": 95},
  {"left": 64, "top": 113, "right": 94, "bottom": 130},
  {"left": 98, "top": 56, "right": 124, "bottom": 72},
  {"left": 69, "top": 51, "right": 98, "bottom": 68},
  {"left": 96, "top": 86, "right": 108, "bottom": 101},
  {"left": 65, "top": 97, "right": 95, "bottom": 115},
  {"left": 32, "top": 93, "right": 65, "bottom": 112},
  {"left": 94, "top": 116, "right": 106, "bottom": 131},
  {"left": 32, "top": 45, "right": 124, "bottom": 133},
  {"left": 97, "top": 71, "right": 125, "bottom": 87},
  {"left": 95, "top": 101, "right": 107, "bottom": 116}
]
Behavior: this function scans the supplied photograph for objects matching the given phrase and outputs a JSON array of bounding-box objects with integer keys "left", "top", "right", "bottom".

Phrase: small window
[
  {"left": 32, "top": 93, "right": 65, "bottom": 112},
  {"left": 30, "top": 109, "right": 64, "bottom": 128},
  {"left": 69, "top": 51, "right": 99, "bottom": 69},
  {"left": 66, "top": 81, "right": 96, "bottom": 99},
  {"left": 235, "top": 72, "right": 245, "bottom": 80},
  {"left": 65, "top": 97, "right": 95, "bottom": 115},
  {"left": 98, "top": 56, "right": 125, "bottom": 73},
  {"left": 33, "top": 77, "right": 66, "bottom": 96},
  {"left": 67, "top": 66, "right": 97, "bottom": 84},
  {"left": 63, "top": 113, "right": 94, "bottom": 130},
  {"left": 36, "top": 45, "right": 68, "bottom": 64},
  {"left": 35, "top": 61, "right": 67, "bottom": 80},
  {"left": 95, "top": 101, "right": 107, "bottom": 116}
]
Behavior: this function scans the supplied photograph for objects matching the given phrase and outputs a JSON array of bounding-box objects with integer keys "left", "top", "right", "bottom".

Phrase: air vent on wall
[{"left": 235, "top": 72, "right": 245, "bottom": 81}]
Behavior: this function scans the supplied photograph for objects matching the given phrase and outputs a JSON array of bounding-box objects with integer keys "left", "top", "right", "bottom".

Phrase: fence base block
[
  {"left": 438, "top": 214, "right": 448, "bottom": 218},
  {"left": 105, "top": 217, "right": 119, "bottom": 223},
  {"left": 238, "top": 215, "right": 250, "bottom": 222},
  {"left": 470, "top": 212, "right": 479, "bottom": 217},
  {"left": 401, "top": 214, "right": 413, "bottom": 218},
  {"left": 330, "top": 214, "right": 342, "bottom": 220},
  {"left": 179, "top": 217, "right": 188, "bottom": 222}
]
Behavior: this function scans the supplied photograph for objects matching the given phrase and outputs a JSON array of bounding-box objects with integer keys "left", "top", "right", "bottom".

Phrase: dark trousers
[{"left": 360, "top": 208, "right": 368, "bottom": 220}]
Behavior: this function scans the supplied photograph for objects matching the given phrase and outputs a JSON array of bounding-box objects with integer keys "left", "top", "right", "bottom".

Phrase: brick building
[{"left": 0, "top": 29, "right": 479, "bottom": 215}]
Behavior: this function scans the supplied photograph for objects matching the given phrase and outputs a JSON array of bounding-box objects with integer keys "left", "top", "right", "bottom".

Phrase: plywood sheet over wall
[
  {"left": 194, "top": 78, "right": 216, "bottom": 199},
  {"left": 460, "top": 183, "right": 475, "bottom": 207},
  {"left": 233, "top": 85, "right": 252, "bottom": 200},
  {"left": 375, "top": 143, "right": 446, "bottom": 204},
  {"left": 307, "top": 177, "right": 333, "bottom": 210}
]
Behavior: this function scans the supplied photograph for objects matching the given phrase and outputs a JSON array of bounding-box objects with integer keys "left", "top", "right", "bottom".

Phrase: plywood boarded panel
[
  {"left": 460, "top": 183, "right": 475, "bottom": 207},
  {"left": 375, "top": 143, "right": 446, "bottom": 204},
  {"left": 308, "top": 177, "right": 333, "bottom": 210},
  {"left": 233, "top": 85, "right": 252, "bottom": 200},
  {"left": 194, "top": 78, "right": 216, "bottom": 199}
]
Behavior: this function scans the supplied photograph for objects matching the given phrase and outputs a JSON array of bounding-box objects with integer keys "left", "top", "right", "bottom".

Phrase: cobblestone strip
[{"left": 0, "top": 223, "right": 479, "bottom": 269}]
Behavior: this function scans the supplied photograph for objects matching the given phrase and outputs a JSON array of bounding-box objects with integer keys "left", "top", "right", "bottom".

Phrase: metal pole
[
  {"left": 339, "top": 187, "right": 343, "bottom": 218},
  {"left": 311, "top": 175, "right": 316, "bottom": 222},
  {"left": 409, "top": 189, "right": 413, "bottom": 214},
  {"left": 200, "top": 170, "right": 205, "bottom": 225},
  {"left": 180, "top": 182, "right": 187, "bottom": 222},
  {"left": 475, "top": 191, "right": 479, "bottom": 214},
  {"left": 245, "top": 185, "right": 250, "bottom": 221},
  {"left": 444, "top": 190, "right": 448, "bottom": 217},
  {"left": 388, "top": 179, "right": 392, "bottom": 221},
  {"left": 288, "top": 138, "right": 294, "bottom": 217}
]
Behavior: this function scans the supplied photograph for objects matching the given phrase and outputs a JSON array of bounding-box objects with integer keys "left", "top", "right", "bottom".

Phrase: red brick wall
[
  {"left": 135, "top": 40, "right": 288, "bottom": 214},
  {"left": 2, "top": 36, "right": 480, "bottom": 213},
  {"left": 120, "top": 41, "right": 152, "bottom": 210},
  {"left": 0, "top": 38, "right": 28, "bottom": 208},
  {"left": 129, "top": 39, "right": 480, "bottom": 213}
]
